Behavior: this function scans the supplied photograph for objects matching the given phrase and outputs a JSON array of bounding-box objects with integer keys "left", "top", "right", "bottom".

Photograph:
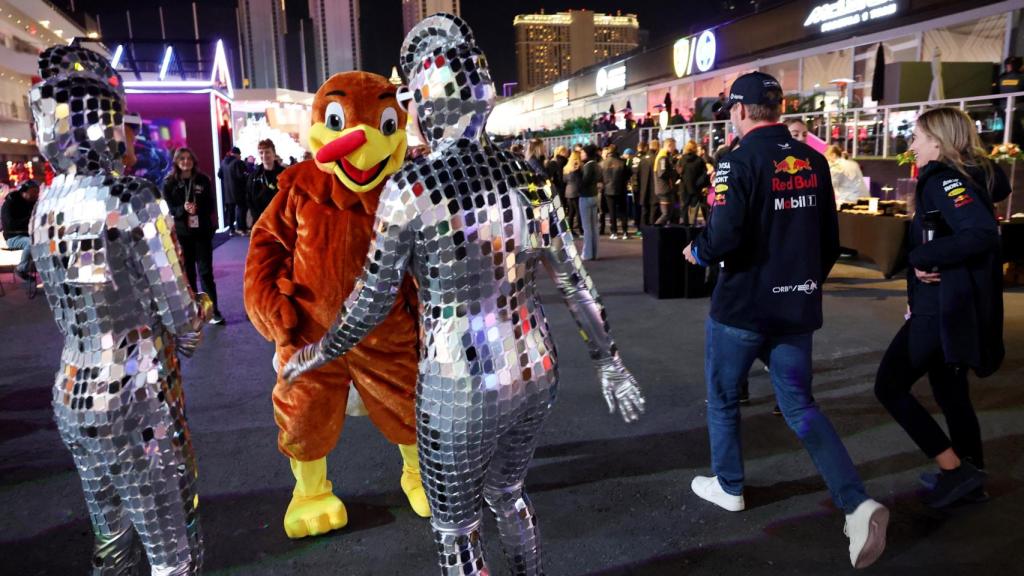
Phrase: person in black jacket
[
  {"left": 546, "top": 145, "right": 568, "bottom": 208},
  {"left": 683, "top": 72, "right": 888, "bottom": 569},
  {"left": 653, "top": 138, "right": 679, "bottom": 225},
  {"left": 563, "top": 148, "right": 584, "bottom": 235},
  {"left": 1, "top": 179, "right": 39, "bottom": 281},
  {"left": 247, "top": 139, "right": 286, "bottom": 224},
  {"left": 601, "top": 144, "right": 631, "bottom": 239},
  {"left": 677, "top": 140, "right": 710, "bottom": 226},
  {"left": 874, "top": 107, "right": 1005, "bottom": 508},
  {"left": 579, "top": 144, "right": 602, "bottom": 260},
  {"left": 526, "top": 139, "right": 547, "bottom": 176},
  {"left": 637, "top": 140, "right": 658, "bottom": 226},
  {"left": 163, "top": 147, "right": 224, "bottom": 324},
  {"left": 217, "top": 146, "right": 249, "bottom": 235}
]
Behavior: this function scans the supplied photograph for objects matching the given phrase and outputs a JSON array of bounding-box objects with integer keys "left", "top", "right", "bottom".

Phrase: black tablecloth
[{"left": 837, "top": 212, "right": 910, "bottom": 279}]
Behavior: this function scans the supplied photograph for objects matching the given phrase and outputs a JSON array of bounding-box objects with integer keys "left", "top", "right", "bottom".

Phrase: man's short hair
[
  {"left": 745, "top": 102, "right": 782, "bottom": 122},
  {"left": 257, "top": 138, "right": 276, "bottom": 152}
]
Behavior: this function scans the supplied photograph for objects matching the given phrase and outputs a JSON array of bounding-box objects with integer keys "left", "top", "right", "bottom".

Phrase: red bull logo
[{"left": 774, "top": 156, "right": 812, "bottom": 175}]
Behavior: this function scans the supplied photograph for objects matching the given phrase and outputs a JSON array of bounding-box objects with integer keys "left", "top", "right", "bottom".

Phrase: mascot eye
[
  {"left": 325, "top": 102, "right": 345, "bottom": 131},
  {"left": 380, "top": 107, "right": 399, "bottom": 136}
]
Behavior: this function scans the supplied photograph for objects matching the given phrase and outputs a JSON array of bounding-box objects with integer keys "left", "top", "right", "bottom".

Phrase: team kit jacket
[{"left": 692, "top": 123, "right": 840, "bottom": 335}]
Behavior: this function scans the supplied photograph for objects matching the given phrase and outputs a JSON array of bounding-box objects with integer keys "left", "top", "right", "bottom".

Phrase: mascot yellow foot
[
  {"left": 398, "top": 443, "right": 430, "bottom": 518},
  {"left": 284, "top": 457, "right": 348, "bottom": 539}
]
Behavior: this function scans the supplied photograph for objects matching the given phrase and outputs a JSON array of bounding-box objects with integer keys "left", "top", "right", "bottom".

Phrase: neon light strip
[
  {"left": 158, "top": 46, "right": 173, "bottom": 80},
  {"left": 111, "top": 45, "right": 124, "bottom": 69},
  {"left": 125, "top": 88, "right": 217, "bottom": 95},
  {"left": 210, "top": 39, "right": 234, "bottom": 98},
  {"left": 209, "top": 91, "right": 227, "bottom": 231},
  {"left": 124, "top": 80, "right": 211, "bottom": 88}
]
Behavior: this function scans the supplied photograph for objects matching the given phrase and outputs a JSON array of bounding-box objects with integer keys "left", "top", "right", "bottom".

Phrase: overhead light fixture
[
  {"left": 39, "top": 20, "right": 49, "bottom": 28},
  {"left": 54, "top": 29, "right": 63, "bottom": 37},
  {"left": 87, "top": 32, "right": 99, "bottom": 39},
  {"left": 159, "top": 46, "right": 174, "bottom": 80}
]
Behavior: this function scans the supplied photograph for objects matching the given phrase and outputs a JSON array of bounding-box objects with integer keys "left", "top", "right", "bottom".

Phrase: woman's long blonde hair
[
  {"left": 916, "top": 107, "right": 994, "bottom": 193},
  {"left": 563, "top": 149, "right": 582, "bottom": 175}
]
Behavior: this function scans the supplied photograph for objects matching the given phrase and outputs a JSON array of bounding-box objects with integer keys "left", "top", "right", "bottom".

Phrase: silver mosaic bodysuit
[
  {"left": 284, "top": 14, "right": 644, "bottom": 575},
  {"left": 29, "top": 45, "right": 207, "bottom": 576}
]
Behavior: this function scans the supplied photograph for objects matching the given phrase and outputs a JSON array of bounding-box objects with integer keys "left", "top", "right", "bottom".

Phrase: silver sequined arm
[
  {"left": 124, "top": 178, "right": 206, "bottom": 336},
  {"left": 282, "top": 179, "right": 416, "bottom": 381},
  {"left": 542, "top": 195, "right": 645, "bottom": 422},
  {"left": 542, "top": 196, "right": 615, "bottom": 361}
]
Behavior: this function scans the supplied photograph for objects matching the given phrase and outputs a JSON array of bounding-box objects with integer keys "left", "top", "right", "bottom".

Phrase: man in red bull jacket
[{"left": 682, "top": 72, "right": 889, "bottom": 569}]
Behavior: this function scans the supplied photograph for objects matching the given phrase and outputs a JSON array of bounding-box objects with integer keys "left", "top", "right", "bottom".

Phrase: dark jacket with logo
[
  {"left": 163, "top": 172, "right": 216, "bottom": 238},
  {"left": 908, "top": 160, "right": 1004, "bottom": 377},
  {"left": 678, "top": 152, "right": 709, "bottom": 200},
  {"left": 217, "top": 154, "right": 248, "bottom": 205},
  {"left": 654, "top": 150, "right": 677, "bottom": 201},
  {"left": 692, "top": 123, "right": 839, "bottom": 335},
  {"left": 637, "top": 150, "right": 656, "bottom": 205},
  {"left": 546, "top": 155, "right": 567, "bottom": 200},
  {"left": 248, "top": 163, "right": 286, "bottom": 223},
  {"left": 580, "top": 159, "right": 602, "bottom": 198},
  {"left": 601, "top": 155, "right": 629, "bottom": 196}
]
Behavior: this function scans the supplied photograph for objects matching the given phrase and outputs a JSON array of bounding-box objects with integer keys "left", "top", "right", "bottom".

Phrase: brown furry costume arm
[{"left": 243, "top": 170, "right": 300, "bottom": 346}]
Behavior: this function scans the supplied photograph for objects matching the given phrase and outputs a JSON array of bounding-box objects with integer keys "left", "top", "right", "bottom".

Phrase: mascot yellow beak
[{"left": 309, "top": 123, "right": 407, "bottom": 193}]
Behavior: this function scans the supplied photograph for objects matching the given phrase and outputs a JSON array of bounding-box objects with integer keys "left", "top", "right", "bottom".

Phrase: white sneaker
[
  {"left": 690, "top": 476, "right": 745, "bottom": 512},
  {"left": 610, "top": 234, "right": 619, "bottom": 240},
  {"left": 844, "top": 499, "right": 888, "bottom": 569}
]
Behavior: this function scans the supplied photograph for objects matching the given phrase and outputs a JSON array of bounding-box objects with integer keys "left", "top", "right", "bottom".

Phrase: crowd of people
[{"left": 513, "top": 135, "right": 723, "bottom": 260}]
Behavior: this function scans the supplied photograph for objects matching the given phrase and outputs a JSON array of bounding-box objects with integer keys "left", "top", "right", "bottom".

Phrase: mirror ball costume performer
[
  {"left": 284, "top": 13, "right": 645, "bottom": 575},
  {"left": 29, "top": 45, "right": 210, "bottom": 575}
]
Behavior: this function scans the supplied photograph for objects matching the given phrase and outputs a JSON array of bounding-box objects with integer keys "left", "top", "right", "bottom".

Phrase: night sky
[{"left": 53, "top": 1, "right": 789, "bottom": 91}]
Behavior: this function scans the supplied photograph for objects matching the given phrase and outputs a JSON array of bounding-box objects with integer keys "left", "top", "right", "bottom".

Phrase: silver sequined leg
[
  {"left": 483, "top": 407, "right": 550, "bottom": 576},
  {"left": 418, "top": 389, "right": 496, "bottom": 576},
  {"left": 117, "top": 390, "right": 203, "bottom": 576},
  {"left": 65, "top": 441, "right": 143, "bottom": 576}
]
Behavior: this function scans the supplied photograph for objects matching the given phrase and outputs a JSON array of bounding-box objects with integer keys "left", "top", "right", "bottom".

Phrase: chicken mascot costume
[{"left": 244, "top": 71, "right": 428, "bottom": 539}]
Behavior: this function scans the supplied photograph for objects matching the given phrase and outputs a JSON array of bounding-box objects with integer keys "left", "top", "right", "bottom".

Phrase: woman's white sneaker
[
  {"left": 690, "top": 476, "right": 745, "bottom": 512},
  {"left": 844, "top": 499, "right": 889, "bottom": 569}
]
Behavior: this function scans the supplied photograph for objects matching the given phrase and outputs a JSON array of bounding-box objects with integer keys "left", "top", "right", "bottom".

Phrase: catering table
[{"left": 837, "top": 212, "right": 910, "bottom": 278}]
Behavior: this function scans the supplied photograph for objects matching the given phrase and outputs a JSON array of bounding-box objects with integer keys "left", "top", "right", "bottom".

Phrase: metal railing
[{"left": 634, "top": 90, "right": 1024, "bottom": 160}]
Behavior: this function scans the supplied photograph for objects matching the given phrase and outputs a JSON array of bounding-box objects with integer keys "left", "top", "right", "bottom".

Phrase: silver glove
[
  {"left": 281, "top": 342, "right": 325, "bottom": 383},
  {"left": 176, "top": 331, "right": 203, "bottom": 358},
  {"left": 596, "top": 355, "right": 645, "bottom": 423}
]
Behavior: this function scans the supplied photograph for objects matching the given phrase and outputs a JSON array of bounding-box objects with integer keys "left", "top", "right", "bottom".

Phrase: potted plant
[
  {"left": 990, "top": 143, "right": 1022, "bottom": 219},
  {"left": 896, "top": 149, "right": 917, "bottom": 179}
]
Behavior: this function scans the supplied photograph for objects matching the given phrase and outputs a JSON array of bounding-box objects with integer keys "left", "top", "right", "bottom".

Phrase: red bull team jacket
[{"left": 692, "top": 123, "right": 840, "bottom": 335}]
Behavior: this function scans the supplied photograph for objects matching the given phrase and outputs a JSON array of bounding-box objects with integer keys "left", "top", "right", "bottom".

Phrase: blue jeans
[
  {"left": 579, "top": 196, "right": 599, "bottom": 260},
  {"left": 5, "top": 235, "right": 32, "bottom": 273},
  {"left": 705, "top": 316, "right": 868, "bottom": 514}
]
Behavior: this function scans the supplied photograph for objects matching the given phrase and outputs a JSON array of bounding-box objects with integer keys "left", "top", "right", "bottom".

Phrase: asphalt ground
[{"left": 1, "top": 235, "right": 1022, "bottom": 576}]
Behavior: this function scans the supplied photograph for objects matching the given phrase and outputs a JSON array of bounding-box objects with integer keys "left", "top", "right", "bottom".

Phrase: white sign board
[
  {"left": 674, "top": 29, "right": 716, "bottom": 78},
  {"left": 595, "top": 64, "right": 627, "bottom": 97},
  {"left": 804, "top": 0, "right": 899, "bottom": 34},
  {"left": 552, "top": 80, "right": 569, "bottom": 108}
]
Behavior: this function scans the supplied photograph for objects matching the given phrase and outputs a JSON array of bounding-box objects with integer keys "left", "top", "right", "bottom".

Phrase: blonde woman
[
  {"left": 563, "top": 148, "right": 583, "bottom": 234},
  {"left": 874, "top": 107, "right": 1009, "bottom": 508}
]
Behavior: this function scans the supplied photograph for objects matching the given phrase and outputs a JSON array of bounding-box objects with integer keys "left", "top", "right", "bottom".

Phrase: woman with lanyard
[
  {"left": 874, "top": 107, "right": 1008, "bottom": 508},
  {"left": 164, "top": 147, "right": 225, "bottom": 325}
]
